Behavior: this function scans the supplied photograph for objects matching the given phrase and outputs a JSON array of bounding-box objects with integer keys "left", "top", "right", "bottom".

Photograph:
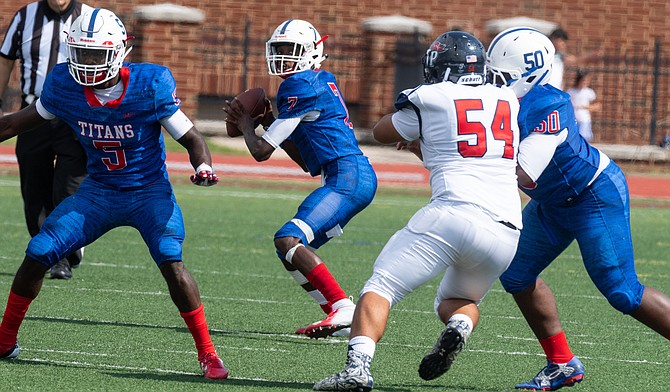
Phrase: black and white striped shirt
[{"left": 0, "top": 0, "right": 91, "bottom": 99}]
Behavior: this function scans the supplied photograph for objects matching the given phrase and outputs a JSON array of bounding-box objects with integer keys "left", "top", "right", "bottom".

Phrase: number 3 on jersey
[{"left": 454, "top": 99, "right": 515, "bottom": 159}]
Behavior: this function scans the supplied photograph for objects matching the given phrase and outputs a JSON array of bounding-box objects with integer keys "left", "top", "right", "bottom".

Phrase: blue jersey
[
  {"left": 276, "top": 69, "right": 362, "bottom": 176},
  {"left": 40, "top": 62, "right": 180, "bottom": 190},
  {"left": 518, "top": 84, "right": 601, "bottom": 204}
]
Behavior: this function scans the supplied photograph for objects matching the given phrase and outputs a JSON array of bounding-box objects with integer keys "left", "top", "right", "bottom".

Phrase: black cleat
[
  {"left": 418, "top": 320, "right": 469, "bottom": 381},
  {"left": 50, "top": 260, "right": 72, "bottom": 280},
  {"left": 0, "top": 343, "right": 19, "bottom": 360}
]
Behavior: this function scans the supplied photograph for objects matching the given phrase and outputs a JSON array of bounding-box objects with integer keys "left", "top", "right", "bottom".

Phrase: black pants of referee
[{"left": 15, "top": 113, "right": 88, "bottom": 267}]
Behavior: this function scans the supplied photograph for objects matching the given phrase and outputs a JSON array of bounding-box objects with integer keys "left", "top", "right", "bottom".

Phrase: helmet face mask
[
  {"left": 486, "top": 27, "right": 555, "bottom": 98},
  {"left": 266, "top": 20, "right": 326, "bottom": 77},
  {"left": 66, "top": 8, "right": 131, "bottom": 86},
  {"left": 422, "top": 31, "right": 487, "bottom": 85}
]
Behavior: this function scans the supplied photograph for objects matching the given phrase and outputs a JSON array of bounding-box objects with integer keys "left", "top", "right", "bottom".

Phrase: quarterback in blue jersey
[
  {"left": 224, "top": 19, "right": 377, "bottom": 339},
  {"left": 488, "top": 27, "right": 670, "bottom": 390},
  {"left": 0, "top": 9, "right": 228, "bottom": 379}
]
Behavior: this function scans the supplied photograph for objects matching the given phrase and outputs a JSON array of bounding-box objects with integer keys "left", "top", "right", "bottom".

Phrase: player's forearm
[
  {"left": 177, "top": 128, "right": 213, "bottom": 169},
  {"left": 243, "top": 130, "right": 274, "bottom": 162},
  {"left": 0, "top": 104, "right": 47, "bottom": 142}
]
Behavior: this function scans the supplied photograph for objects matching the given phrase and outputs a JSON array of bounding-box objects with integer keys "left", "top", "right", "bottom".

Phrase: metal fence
[
  {"left": 198, "top": 28, "right": 670, "bottom": 146},
  {"left": 578, "top": 39, "right": 670, "bottom": 146}
]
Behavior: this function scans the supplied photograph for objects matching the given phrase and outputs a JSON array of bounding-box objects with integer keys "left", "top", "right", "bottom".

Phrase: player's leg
[
  {"left": 0, "top": 186, "right": 98, "bottom": 360},
  {"left": 51, "top": 121, "right": 88, "bottom": 272},
  {"left": 275, "top": 234, "right": 355, "bottom": 338},
  {"left": 419, "top": 209, "right": 519, "bottom": 381},
  {"left": 578, "top": 164, "right": 670, "bottom": 339},
  {"left": 315, "top": 204, "right": 444, "bottom": 391},
  {"left": 0, "top": 256, "right": 48, "bottom": 359},
  {"left": 499, "top": 200, "right": 583, "bottom": 390},
  {"left": 277, "top": 155, "right": 376, "bottom": 338},
  {"left": 134, "top": 185, "right": 227, "bottom": 379}
]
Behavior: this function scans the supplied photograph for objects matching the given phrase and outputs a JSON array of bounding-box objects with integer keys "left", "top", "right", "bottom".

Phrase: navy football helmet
[{"left": 422, "top": 31, "right": 486, "bottom": 85}]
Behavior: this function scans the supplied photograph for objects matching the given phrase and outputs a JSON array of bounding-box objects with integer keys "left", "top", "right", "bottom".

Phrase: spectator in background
[
  {"left": 567, "top": 69, "right": 599, "bottom": 142},
  {"left": 547, "top": 27, "right": 603, "bottom": 91},
  {"left": 0, "top": 0, "right": 90, "bottom": 280},
  {"left": 547, "top": 28, "right": 570, "bottom": 90}
]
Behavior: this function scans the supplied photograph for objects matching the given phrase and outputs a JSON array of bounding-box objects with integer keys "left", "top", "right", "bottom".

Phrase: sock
[
  {"left": 349, "top": 335, "right": 376, "bottom": 358},
  {"left": 306, "top": 263, "right": 347, "bottom": 305},
  {"left": 180, "top": 303, "right": 216, "bottom": 360},
  {"left": 448, "top": 313, "right": 474, "bottom": 336},
  {"left": 306, "top": 290, "right": 332, "bottom": 314},
  {"left": 287, "top": 269, "right": 331, "bottom": 313},
  {"left": 539, "top": 331, "right": 574, "bottom": 363},
  {"left": 0, "top": 291, "right": 33, "bottom": 353}
]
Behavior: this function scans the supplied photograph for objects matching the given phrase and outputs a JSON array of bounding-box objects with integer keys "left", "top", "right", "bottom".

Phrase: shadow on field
[{"left": 108, "top": 372, "right": 420, "bottom": 391}]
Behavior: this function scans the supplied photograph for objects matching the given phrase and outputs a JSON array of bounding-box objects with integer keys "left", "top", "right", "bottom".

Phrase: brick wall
[{"left": 2, "top": 0, "right": 669, "bottom": 144}]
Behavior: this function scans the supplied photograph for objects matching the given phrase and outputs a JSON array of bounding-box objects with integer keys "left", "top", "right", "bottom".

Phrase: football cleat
[
  {"left": 297, "top": 326, "right": 350, "bottom": 337},
  {"left": 418, "top": 319, "right": 469, "bottom": 381},
  {"left": 199, "top": 352, "right": 229, "bottom": 380},
  {"left": 313, "top": 349, "right": 374, "bottom": 391},
  {"left": 515, "top": 357, "right": 585, "bottom": 391},
  {"left": 304, "top": 304, "right": 355, "bottom": 339},
  {"left": 50, "top": 260, "right": 72, "bottom": 280},
  {"left": 0, "top": 343, "right": 20, "bottom": 360}
]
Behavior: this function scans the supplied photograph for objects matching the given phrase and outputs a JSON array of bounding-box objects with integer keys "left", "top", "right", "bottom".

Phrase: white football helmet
[
  {"left": 66, "top": 8, "right": 132, "bottom": 86},
  {"left": 487, "top": 27, "right": 555, "bottom": 98},
  {"left": 266, "top": 19, "right": 327, "bottom": 77}
]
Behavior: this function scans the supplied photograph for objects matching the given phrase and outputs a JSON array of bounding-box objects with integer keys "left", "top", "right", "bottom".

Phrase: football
[{"left": 226, "top": 87, "right": 267, "bottom": 137}]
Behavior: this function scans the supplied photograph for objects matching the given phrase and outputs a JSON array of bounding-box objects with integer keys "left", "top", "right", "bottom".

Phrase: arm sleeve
[
  {"left": 159, "top": 109, "right": 193, "bottom": 140},
  {"left": 262, "top": 113, "right": 312, "bottom": 148},
  {"left": 35, "top": 98, "right": 56, "bottom": 120},
  {"left": 517, "top": 129, "right": 568, "bottom": 182}
]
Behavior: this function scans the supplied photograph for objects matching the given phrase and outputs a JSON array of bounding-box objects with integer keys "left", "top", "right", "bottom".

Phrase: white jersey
[{"left": 391, "top": 82, "right": 522, "bottom": 229}]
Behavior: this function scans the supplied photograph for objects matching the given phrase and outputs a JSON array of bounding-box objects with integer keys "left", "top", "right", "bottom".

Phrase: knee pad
[
  {"left": 605, "top": 287, "right": 644, "bottom": 314},
  {"left": 26, "top": 234, "right": 59, "bottom": 266},
  {"left": 499, "top": 269, "right": 534, "bottom": 294},
  {"left": 153, "top": 237, "right": 182, "bottom": 264}
]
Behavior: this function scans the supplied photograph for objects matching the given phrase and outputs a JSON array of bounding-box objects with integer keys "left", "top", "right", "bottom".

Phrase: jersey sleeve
[
  {"left": 390, "top": 88, "right": 422, "bottom": 141},
  {"left": 276, "top": 77, "right": 317, "bottom": 119},
  {"left": 153, "top": 67, "right": 181, "bottom": 120},
  {"left": 37, "top": 65, "right": 65, "bottom": 116},
  {"left": 518, "top": 86, "right": 572, "bottom": 138}
]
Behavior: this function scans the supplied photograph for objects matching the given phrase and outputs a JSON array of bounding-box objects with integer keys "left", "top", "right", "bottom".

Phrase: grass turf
[{"left": 0, "top": 173, "right": 668, "bottom": 391}]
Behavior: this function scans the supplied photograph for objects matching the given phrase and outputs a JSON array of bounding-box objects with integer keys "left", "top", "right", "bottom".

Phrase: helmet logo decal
[{"left": 430, "top": 41, "right": 447, "bottom": 52}]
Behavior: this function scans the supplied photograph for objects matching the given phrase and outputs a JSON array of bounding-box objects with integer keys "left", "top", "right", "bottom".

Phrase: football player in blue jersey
[
  {"left": 0, "top": 8, "right": 228, "bottom": 379},
  {"left": 223, "top": 19, "right": 377, "bottom": 339},
  {"left": 487, "top": 27, "right": 670, "bottom": 391}
]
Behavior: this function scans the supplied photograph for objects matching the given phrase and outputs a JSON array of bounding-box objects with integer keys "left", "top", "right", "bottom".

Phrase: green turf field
[{"left": 0, "top": 173, "right": 668, "bottom": 391}]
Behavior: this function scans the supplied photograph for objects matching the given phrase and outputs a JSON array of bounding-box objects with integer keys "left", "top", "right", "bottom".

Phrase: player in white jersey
[{"left": 314, "top": 31, "right": 522, "bottom": 391}]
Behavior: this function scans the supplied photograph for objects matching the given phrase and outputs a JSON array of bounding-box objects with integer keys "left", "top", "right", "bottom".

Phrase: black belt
[{"left": 498, "top": 221, "right": 518, "bottom": 230}]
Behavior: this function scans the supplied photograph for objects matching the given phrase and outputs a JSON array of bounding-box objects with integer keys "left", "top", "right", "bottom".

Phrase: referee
[{"left": 0, "top": 0, "right": 90, "bottom": 279}]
